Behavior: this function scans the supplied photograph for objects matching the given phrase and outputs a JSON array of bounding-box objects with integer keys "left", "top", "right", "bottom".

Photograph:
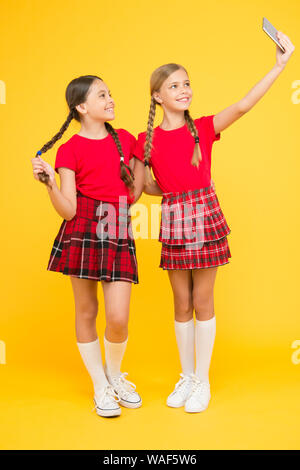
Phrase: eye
[
  {"left": 99, "top": 93, "right": 105, "bottom": 98},
  {"left": 185, "top": 82, "right": 190, "bottom": 87},
  {"left": 170, "top": 84, "right": 177, "bottom": 89}
]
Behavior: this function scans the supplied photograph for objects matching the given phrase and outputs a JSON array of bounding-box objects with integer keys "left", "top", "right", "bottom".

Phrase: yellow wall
[{"left": 0, "top": 0, "right": 299, "bottom": 449}]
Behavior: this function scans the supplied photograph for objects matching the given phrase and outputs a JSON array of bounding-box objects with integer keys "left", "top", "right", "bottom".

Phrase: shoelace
[
  {"left": 112, "top": 372, "right": 137, "bottom": 396},
  {"left": 189, "top": 373, "right": 210, "bottom": 397},
  {"left": 171, "top": 373, "right": 192, "bottom": 396},
  {"left": 91, "top": 384, "right": 121, "bottom": 413}
]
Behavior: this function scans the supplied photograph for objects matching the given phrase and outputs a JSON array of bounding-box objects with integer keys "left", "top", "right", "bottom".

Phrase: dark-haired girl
[
  {"left": 31, "top": 75, "right": 145, "bottom": 418},
  {"left": 134, "top": 31, "right": 294, "bottom": 413}
]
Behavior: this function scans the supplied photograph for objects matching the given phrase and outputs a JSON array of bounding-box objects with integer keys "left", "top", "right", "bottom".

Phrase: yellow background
[{"left": 0, "top": 0, "right": 300, "bottom": 450}]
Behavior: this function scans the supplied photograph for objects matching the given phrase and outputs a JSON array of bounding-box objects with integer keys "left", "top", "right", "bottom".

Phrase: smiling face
[
  {"left": 76, "top": 78, "right": 115, "bottom": 122},
  {"left": 153, "top": 67, "right": 193, "bottom": 112}
]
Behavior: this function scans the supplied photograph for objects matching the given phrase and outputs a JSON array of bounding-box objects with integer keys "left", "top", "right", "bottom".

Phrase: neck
[
  {"left": 160, "top": 110, "right": 186, "bottom": 130},
  {"left": 78, "top": 119, "right": 108, "bottom": 139}
]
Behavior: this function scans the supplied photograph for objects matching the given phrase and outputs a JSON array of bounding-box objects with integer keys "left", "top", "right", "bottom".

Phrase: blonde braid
[
  {"left": 184, "top": 109, "right": 203, "bottom": 167},
  {"left": 144, "top": 96, "right": 157, "bottom": 185},
  {"left": 105, "top": 122, "right": 135, "bottom": 197}
]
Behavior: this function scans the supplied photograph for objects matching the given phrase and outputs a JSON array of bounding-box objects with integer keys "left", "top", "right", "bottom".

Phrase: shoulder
[
  {"left": 194, "top": 115, "right": 210, "bottom": 125},
  {"left": 136, "top": 130, "right": 147, "bottom": 143},
  {"left": 193, "top": 115, "right": 215, "bottom": 130},
  {"left": 193, "top": 115, "right": 220, "bottom": 142},
  {"left": 115, "top": 128, "right": 136, "bottom": 142},
  {"left": 56, "top": 134, "right": 78, "bottom": 153}
]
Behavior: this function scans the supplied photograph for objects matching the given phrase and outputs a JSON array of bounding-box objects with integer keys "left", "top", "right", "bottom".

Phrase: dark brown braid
[
  {"left": 184, "top": 109, "right": 203, "bottom": 167},
  {"left": 105, "top": 121, "right": 135, "bottom": 197},
  {"left": 35, "top": 109, "right": 75, "bottom": 189}
]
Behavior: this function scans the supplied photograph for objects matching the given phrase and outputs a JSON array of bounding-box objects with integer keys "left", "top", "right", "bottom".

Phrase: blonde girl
[{"left": 134, "top": 31, "right": 294, "bottom": 413}]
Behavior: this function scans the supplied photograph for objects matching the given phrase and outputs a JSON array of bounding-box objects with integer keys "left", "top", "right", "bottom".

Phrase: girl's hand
[
  {"left": 31, "top": 156, "right": 56, "bottom": 186},
  {"left": 275, "top": 31, "right": 295, "bottom": 68}
]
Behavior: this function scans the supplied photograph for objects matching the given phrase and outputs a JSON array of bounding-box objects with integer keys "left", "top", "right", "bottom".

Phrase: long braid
[
  {"left": 35, "top": 108, "right": 75, "bottom": 189},
  {"left": 144, "top": 95, "right": 156, "bottom": 185},
  {"left": 105, "top": 122, "right": 135, "bottom": 197},
  {"left": 184, "top": 109, "right": 203, "bottom": 167}
]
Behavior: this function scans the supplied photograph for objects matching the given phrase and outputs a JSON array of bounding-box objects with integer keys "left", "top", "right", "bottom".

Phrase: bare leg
[
  {"left": 167, "top": 270, "right": 194, "bottom": 322},
  {"left": 192, "top": 267, "right": 218, "bottom": 320},
  {"left": 101, "top": 280, "right": 132, "bottom": 343},
  {"left": 70, "top": 275, "right": 99, "bottom": 342}
]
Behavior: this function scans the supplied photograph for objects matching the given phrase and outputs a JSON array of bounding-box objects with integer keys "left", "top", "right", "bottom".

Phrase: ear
[
  {"left": 153, "top": 93, "right": 162, "bottom": 104},
  {"left": 75, "top": 103, "right": 87, "bottom": 116}
]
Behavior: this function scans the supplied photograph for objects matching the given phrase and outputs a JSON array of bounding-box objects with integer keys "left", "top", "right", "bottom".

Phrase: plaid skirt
[
  {"left": 159, "top": 181, "right": 232, "bottom": 270},
  {"left": 47, "top": 191, "right": 139, "bottom": 283}
]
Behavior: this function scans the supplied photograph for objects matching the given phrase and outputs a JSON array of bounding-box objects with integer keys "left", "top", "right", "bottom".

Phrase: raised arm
[{"left": 213, "top": 31, "right": 295, "bottom": 135}]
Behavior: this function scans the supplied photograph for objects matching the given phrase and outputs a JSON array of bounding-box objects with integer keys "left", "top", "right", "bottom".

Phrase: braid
[
  {"left": 144, "top": 95, "right": 156, "bottom": 185},
  {"left": 105, "top": 122, "right": 135, "bottom": 198},
  {"left": 35, "top": 109, "right": 75, "bottom": 189},
  {"left": 184, "top": 109, "right": 203, "bottom": 167}
]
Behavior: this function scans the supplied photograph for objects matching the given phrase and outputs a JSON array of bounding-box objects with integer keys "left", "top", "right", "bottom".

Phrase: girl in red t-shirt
[
  {"left": 31, "top": 75, "right": 145, "bottom": 418},
  {"left": 134, "top": 31, "right": 294, "bottom": 413}
]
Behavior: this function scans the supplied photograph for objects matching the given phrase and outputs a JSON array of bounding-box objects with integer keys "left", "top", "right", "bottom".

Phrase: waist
[
  {"left": 161, "top": 181, "right": 216, "bottom": 204},
  {"left": 76, "top": 191, "right": 131, "bottom": 223}
]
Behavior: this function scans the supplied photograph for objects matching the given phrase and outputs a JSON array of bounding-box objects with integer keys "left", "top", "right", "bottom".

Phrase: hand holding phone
[{"left": 262, "top": 17, "right": 285, "bottom": 52}]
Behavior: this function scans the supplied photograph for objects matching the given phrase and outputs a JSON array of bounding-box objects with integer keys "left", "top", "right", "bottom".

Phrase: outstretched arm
[{"left": 213, "top": 31, "right": 295, "bottom": 135}]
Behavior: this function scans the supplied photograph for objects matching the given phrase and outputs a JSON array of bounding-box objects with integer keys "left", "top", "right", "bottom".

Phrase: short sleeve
[
  {"left": 195, "top": 115, "right": 221, "bottom": 144},
  {"left": 128, "top": 132, "right": 137, "bottom": 161},
  {"left": 132, "top": 133, "right": 146, "bottom": 163},
  {"left": 54, "top": 143, "right": 77, "bottom": 173}
]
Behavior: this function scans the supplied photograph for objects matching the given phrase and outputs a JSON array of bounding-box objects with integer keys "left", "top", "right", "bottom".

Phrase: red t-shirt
[
  {"left": 133, "top": 115, "right": 220, "bottom": 193},
  {"left": 54, "top": 128, "right": 137, "bottom": 203}
]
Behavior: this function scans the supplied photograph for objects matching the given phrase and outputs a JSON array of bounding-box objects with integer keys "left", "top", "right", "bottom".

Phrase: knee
[
  {"left": 76, "top": 299, "right": 98, "bottom": 322},
  {"left": 174, "top": 296, "right": 193, "bottom": 321},
  {"left": 193, "top": 291, "right": 214, "bottom": 318},
  {"left": 106, "top": 312, "right": 128, "bottom": 334}
]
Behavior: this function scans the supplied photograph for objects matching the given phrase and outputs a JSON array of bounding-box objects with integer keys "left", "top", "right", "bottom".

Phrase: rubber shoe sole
[{"left": 93, "top": 398, "right": 121, "bottom": 417}]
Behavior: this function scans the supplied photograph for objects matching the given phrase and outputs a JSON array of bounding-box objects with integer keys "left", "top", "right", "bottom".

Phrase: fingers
[
  {"left": 276, "top": 31, "right": 295, "bottom": 51},
  {"left": 33, "top": 168, "right": 47, "bottom": 181}
]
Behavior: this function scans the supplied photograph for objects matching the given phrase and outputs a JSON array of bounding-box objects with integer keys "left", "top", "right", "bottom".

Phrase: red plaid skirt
[
  {"left": 47, "top": 191, "right": 139, "bottom": 283},
  {"left": 159, "top": 181, "right": 232, "bottom": 270}
]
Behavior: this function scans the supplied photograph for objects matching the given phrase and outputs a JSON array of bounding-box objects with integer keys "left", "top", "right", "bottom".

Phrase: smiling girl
[
  {"left": 134, "top": 31, "right": 295, "bottom": 413},
  {"left": 31, "top": 75, "right": 145, "bottom": 418}
]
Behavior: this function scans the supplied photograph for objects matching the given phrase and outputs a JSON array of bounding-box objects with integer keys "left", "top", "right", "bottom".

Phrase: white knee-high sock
[
  {"left": 76, "top": 337, "right": 109, "bottom": 397},
  {"left": 195, "top": 316, "right": 216, "bottom": 384},
  {"left": 103, "top": 335, "right": 128, "bottom": 377},
  {"left": 174, "top": 318, "right": 195, "bottom": 376}
]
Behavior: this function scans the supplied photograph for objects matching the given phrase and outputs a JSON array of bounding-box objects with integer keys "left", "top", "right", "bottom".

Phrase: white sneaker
[
  {"left": 92, "top": 384, "right": 121, "bottom": 418},
  {"left": 184, "top": 373, "right": 211, "bottom": 413},
  {"left": 167, "top": 373, "right": 193, "bottom": 408},
  {"left": 104, "top": 364, "right": 142, "bottom": 409}
]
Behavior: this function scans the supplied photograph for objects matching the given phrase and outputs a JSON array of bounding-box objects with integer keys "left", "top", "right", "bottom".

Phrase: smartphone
[{"left": 262, "top": 17, "right": 285, "bottom": 52}]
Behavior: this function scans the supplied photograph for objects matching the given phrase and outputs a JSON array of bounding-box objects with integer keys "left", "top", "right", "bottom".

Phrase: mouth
[
  {"left": 176, "top": 97, "right": 190, "bottom": 103},
  {"left": 105, "top": 107, "right": 114, "bottom": 112}
]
